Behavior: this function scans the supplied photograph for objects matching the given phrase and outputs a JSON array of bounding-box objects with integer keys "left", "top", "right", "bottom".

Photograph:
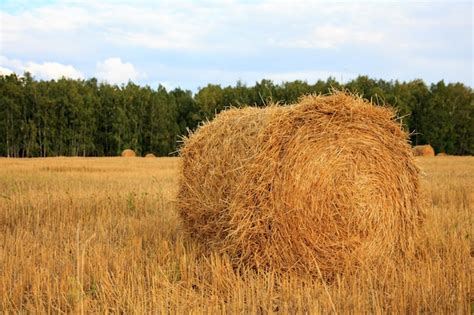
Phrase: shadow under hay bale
[
  {"left": 178, "top": 92, "right": 424, "bottom": 277},
  {"left": 412, "top": 145, "right": 435, "bottom": 157},
  {"left": 121, "top": 149, "right": 136, "bottom": 157}
]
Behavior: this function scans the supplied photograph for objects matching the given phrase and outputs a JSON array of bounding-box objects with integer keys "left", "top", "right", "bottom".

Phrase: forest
[{"left": 0, "top": 73, "right": 472, "bottom": 157}]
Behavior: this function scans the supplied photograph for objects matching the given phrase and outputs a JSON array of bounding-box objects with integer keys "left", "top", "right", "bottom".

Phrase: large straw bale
[
  {"left": 413, "top": 145, "right": 435, "bottom": 157},
  {"left": 178, "top": 92, "right": 424, "bottom": 276},
  {"left": 178, "top": 106, "right": 285, "bottom": 243},
  {"left": 121, "top": 149, "right": 136, "bottom": 157}
]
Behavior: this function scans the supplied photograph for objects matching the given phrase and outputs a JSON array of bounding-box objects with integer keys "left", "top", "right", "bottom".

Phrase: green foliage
[{"left": 0, "top": 74, "right": 472, "bottom": 156}]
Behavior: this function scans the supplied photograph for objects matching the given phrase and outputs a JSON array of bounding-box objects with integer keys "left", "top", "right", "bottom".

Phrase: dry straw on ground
[
  {"left": 145, "top": 153, "right": 156, "bottom": 158},
  {"left": 0, "top": 156, "right": 470, "bottom": 312},
  {"left": 413, "top": 145, "right": 435, "bottom": 157},
  {"left": 121, "top": 149, "right": 136, "bottom": 157},
  {"left": 178, "top": 92, "right": 425, "bottom": 277}
]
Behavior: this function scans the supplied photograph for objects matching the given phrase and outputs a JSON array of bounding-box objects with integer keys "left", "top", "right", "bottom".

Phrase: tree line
[{"left": 0, "top": 73, "right": 472, "bottom": 157}]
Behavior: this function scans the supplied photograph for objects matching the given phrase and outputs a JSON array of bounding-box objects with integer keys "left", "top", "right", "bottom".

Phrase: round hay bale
[
  {"left": 178, "top": 106, "right": 285, "bottom": 243},
  {"left": 412, "top": 145, "right": 435, "bottom": 157},
  {"left": 437, "top": 152, "right": 447, "bottom": 156},
  {"left": 145, "top": 153, "right": 156, "bottom": 158},
  {"left": 178, "top": 92, "right": 424, "bottom": 276},
  {"left": 121, "top": 149, "right": 136, "bottom": 157}
]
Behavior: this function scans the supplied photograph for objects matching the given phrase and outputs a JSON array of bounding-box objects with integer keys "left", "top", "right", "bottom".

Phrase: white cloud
[
  {"left": 0, "top": 7, "right": 92, "bottom": 56},
  {"left": 274, "top": 25, "right": 385, "bottom": 49},
  {"left": 0, "top": 66, "right": 14, "bottom": 76},
  {"left": 0, "top": 1, "right": 393, "bottom": 54},
  {"left": 1, "top": 6, "right": 91, "bottom": 33},
  {"left": 25, "top": 61, "right": 84, "bottom": 80},
  {"left": 0, "top": 55, "right": 84, "bottom": 79},
  {"left": 1, "top": 1, "right": 469, "bottom": 55},
  {"left": 95, "top": 57, "right": 141, "bottom": 84},
  {"left": 107, "top": 30, "right": 201, "bottom": 50},
  {"left": 0, "top": 1, "right": 471, "bottom": 86},
  {"left": 0, "top": 55, "right": 24, "bottom": 70}
]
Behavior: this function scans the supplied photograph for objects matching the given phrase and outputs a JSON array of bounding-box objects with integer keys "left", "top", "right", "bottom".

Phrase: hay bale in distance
[
  {"left": 437, "top": 152, "right": 448, "bottom": 157},
  {"left": 178, "top": 93, "right": 424, "bottom": 276},
  {"left": 412, "top": 145, "right": 435, "bottom": 157},
  {"left": 121, "top": 149, "right": 136, "bottom": 157},
  {"left": 145, "top": 153, "right": 156, "bottom": 158}
]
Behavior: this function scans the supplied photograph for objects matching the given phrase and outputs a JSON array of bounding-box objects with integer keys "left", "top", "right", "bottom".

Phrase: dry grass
[{"left": 0, "top": 156, "right": 472, "bottom": 313}]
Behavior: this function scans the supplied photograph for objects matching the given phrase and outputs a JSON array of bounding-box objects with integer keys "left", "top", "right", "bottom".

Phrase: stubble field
[{"left": 0, "top": 156, "right": 472, "bottom": 313}]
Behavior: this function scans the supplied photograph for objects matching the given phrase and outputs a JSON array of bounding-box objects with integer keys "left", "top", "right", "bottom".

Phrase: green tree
[
  {"left": 195, "top": 84, "right": 224, "bottom": 119},
  {"left": 0, "top": 73, "right": 23, "bottom": 157},
  {"left": 421, "top": 81, "right": 473, "bottom": 154}
]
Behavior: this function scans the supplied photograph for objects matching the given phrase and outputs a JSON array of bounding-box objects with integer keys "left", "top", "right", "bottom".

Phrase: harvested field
[{"left": 0, "top": 155, "right": 472, "bottom": 313}]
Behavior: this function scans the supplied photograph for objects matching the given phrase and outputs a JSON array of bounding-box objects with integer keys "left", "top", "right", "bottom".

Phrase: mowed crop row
[{"left": 0, "top": 156, "right": 472, "bottom": 313}]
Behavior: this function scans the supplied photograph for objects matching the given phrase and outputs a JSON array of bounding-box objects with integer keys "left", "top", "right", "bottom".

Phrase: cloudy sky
[{"left": 0, "top": 0, "right": 472, "bottom": 90}]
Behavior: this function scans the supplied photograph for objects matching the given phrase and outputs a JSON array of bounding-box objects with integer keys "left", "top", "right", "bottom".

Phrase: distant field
[{"left": 0, "top": 156, "right": 472, "bottom": 313}]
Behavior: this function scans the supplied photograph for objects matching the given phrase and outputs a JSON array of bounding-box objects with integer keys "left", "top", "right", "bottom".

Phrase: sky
[{"left": 0, "top": 0, "right": 472, "bottom": 91}]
